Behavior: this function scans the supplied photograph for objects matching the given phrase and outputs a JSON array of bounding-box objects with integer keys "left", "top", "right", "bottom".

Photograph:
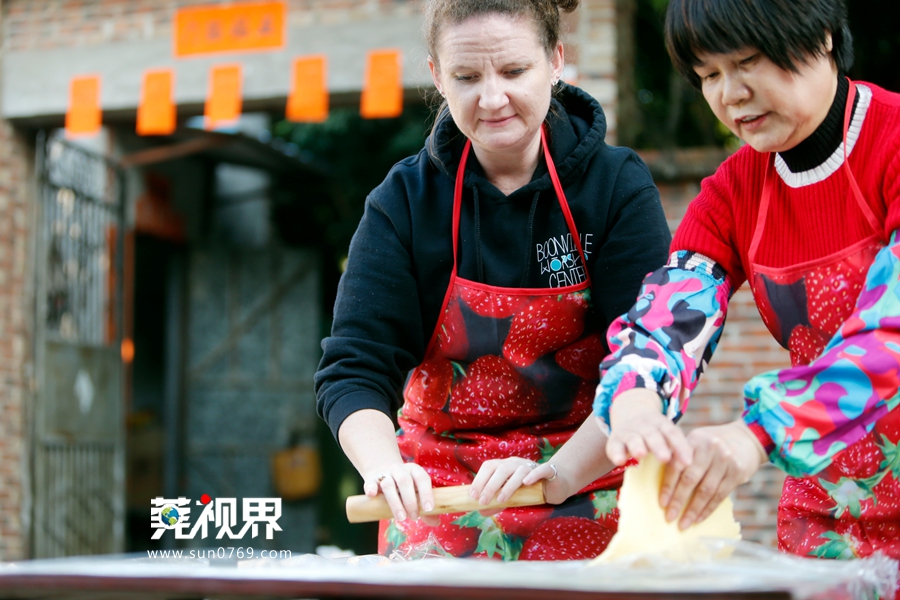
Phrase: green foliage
[
  {"left": 270, "top": 104, "right": 433, "bottom": 266},
  {"left": 630, "top": 0, "right": 735, "bottom": 149}
]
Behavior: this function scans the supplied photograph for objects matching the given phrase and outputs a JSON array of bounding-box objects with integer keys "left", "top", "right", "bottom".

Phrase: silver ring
[
  {"left": 528, "top": 461, "right": 539, "bottom": 470},
  {"left": 547, "top": 464, "right": 558, "bottom": 481},
  {"left": 376, "top": 473, "right": 388, "bottom": 484}
]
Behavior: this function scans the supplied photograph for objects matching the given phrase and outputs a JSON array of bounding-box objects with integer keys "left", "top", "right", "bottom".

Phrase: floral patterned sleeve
[
  {"left": 593, "top": 251, "right": 733, "bottom": 431},
  {"left": 743, "top": 231, "right": 900, "bottom": 477}
]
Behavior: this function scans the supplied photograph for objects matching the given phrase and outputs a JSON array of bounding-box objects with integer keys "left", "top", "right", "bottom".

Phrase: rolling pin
[{"left": 346, "top": 482, "right": 545, "bottom": 523}]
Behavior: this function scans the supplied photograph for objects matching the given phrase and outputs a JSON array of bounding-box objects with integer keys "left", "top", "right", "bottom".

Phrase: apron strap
[
  {"left": 451, "top": 139, "right": 472, "bottom": 275},
  {"left": 749, "top": 79, "right": 880, "bottom": 267},
  {"left": 541, "top": 126, "right": 592, "bottom": 288},
  {"left": 453, "top": 128, "right": 591, "bottom": 288},
  {"left": 842, "top": 80, "right": 882, "bottom": 235},
  {"left": 748, "top": 153, "right": 776, "bottom": 266}
]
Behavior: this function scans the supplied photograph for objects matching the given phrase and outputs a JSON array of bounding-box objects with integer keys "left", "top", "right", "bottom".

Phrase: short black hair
[{"left": 665, "top": 0, "right": 854, "bottom": 89}]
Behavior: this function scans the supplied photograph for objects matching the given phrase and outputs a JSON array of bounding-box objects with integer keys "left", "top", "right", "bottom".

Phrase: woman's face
[
  {"left": 429, "top": 13, "right": 563, "bottom": 158},
  {"left": 693, "top": 41, "right": 837, "bottom": 153}
]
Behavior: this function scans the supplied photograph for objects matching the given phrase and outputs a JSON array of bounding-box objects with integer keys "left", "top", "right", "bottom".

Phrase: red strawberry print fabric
[{"left": 387, "top": 280, "right": 625, "bottom": 559}]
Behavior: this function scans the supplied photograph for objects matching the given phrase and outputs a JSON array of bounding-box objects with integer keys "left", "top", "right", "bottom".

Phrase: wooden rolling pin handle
[{"left": 345, "top": 482, "right": 545, "bottom": 524}]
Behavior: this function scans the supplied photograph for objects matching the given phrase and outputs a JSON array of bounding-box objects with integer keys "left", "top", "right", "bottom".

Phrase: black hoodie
[{"left": 316, "top": 84, "right": 671, "bottom": 439}]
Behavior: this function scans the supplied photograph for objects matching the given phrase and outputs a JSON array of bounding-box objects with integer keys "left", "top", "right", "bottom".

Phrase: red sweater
[{"left": 672, "top": 82, "right": 900, "bottom": 286}]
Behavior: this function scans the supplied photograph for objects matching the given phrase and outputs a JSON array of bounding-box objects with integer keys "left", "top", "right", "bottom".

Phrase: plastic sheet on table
[
  {"left": 231, "top": 538, "right": 896, "bottom": 600},
  {"left": 583, "top": 538, "right": 897, "bottom": 600}
]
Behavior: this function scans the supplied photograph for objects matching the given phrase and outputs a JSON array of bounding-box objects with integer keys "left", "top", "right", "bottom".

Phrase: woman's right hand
[
  {"left": 339, "top": 409, "right": 439, "bottom": 525},
  {"left": 605, "top": 388, "right": 693, "bottom": 467},
  {"left": 364, "top": 462, "right": 439, "bottom": 526}
]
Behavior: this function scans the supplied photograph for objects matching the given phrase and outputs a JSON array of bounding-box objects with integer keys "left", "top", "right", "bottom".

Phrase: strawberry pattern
[
  {"left": 390, "top": 279, "right": 624, "bottom": 559},
  {"left": 384, "top": 134, "right": 623, "bottom": 560},
  {"left": 744, "top": 132, "right": 900, "bottom": 590}
]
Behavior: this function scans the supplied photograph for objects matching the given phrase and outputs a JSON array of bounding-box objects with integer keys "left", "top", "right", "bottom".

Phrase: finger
[
  {"left": 478, "top": 507, "right": 504, "bottom": 517},
  {"left": 623, "top": 433, "right": 649, "bottom": 462},
  {"left": 410, "top": 466, "right": 435, "bottom": 513},
  {"left": 496, "top": 466, "right": 532, "bottom": 503},
  {"left": 661, "top": 422, "right": 693, "bottom": 467},
  {"left": 364, "top": 479, "right": 380, "bottom": 497},
  {"left": 377, "top": 476, "right": 408, "bottom": 522},
  {"left": 680, "top": 443, "right": 730, "bottom": 530},
  {"left": 469, "top": 461, "right": 498, "bottom": 500},
  {"left": 522, "top": 463, "right": 555, "bottom": 486},
  {"left": 478, "top": 464, "right": 522, "bottom": 505},
  {"left": 606, "top": 435, "right": 629, "bottom": 466},
  {"left": 665, "top": 447, "right": 713, "bottom": 524},
  {"left": 393, "top": 470, "right": 421, "bottom": 521},
  {"left": 659, "top": 456, "right": 686, "bottom": 508},
  {"left": 642, "top": 428, "right": 673, "bottom": 464}
]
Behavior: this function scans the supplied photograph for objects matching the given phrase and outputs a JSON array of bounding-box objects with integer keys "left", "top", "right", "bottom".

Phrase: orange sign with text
[
  {"left": 205, "top": 64, "right": 243, "bottom": 129},
  {"left": 137, "top": 69, "right": 176, "bottom": 136},
  {"left": 66, "top": 75, "right": 102, "bottom": 137},
  {"left": 360, "top": 49, "right": 403, "bottom": 119},
  {"left": 286, "top": 56, "right": 328, "bottom": 123},
  {"left": 174, "top": 2, "right": 286, "bottom": 57}
]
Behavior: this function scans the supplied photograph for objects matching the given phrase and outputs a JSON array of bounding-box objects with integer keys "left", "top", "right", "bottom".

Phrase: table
[{"left": 0, "top": 541, "right": 892, "bottom": 600}]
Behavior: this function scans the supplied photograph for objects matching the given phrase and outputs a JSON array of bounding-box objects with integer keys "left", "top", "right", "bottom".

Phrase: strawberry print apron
[
  {"left": 748, "top": 84, "right": 900, "bottom": 573},
  {"left": 380, "top": 128, "right": 624, "bottom": 560}
]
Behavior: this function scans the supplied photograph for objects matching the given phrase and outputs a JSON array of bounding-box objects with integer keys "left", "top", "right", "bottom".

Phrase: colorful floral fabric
[
  {"left": 593, "top": 251, "right": 732, "bottom": 429},
  {"left": 743, "top": 231, "right": 900, "bottom": 477}
]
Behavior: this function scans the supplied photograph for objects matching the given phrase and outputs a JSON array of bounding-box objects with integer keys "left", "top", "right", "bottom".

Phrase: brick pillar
[
  {"left": 0, "top": 1, "right": 33, "bottom": 561},
  {"left": 574, "top": 0, "right": 618, "bottom": 144}
]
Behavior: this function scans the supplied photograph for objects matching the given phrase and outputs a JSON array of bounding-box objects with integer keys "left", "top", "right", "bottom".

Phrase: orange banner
[
  {"left": 137, "top": 69, "right": 176, "bottom": 136},
  {"left": 205, "top": 64, "right": 243, "bottom": 130},
  {"left": 360, "top": 49, "right": 403, "bottom": 119},
  {"left": 174, "top": 2, "right": 285, "bottom": 57},
  {"left": 286, "top": 55, "right": 328, "bottom": 123},
  {"left": 66, "top": 75, "right": 102, "bottom": 137}
]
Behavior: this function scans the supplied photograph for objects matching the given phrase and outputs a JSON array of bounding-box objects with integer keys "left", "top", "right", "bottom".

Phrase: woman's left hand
[
  {"left": 469, "top": 458, "right": 568, "bottom": 513},
  {"left": 660, "top": 419, "right": 767, "bottom": 529}
]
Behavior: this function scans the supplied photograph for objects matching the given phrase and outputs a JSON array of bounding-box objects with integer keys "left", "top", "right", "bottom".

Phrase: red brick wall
[
  {"left": 656, "top": 179, "right": 791, "bottom": 547},
  {"left": 0, "top": 112, "right": 31, "bottom": 561}
]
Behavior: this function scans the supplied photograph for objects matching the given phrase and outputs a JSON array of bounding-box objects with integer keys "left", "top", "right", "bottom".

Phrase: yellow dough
[{"left": 592, "top": 454, "right": 741, "bottom": 563}]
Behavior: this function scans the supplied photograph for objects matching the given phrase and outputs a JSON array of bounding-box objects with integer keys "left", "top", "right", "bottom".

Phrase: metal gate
[{"left": 32, "top": 131, "right": 126, "bottom": 557}]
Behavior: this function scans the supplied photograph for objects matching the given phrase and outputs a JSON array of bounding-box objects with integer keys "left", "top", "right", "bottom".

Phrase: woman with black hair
[{"left": 594, "top": 0, "right": 900, "bottom": 569}]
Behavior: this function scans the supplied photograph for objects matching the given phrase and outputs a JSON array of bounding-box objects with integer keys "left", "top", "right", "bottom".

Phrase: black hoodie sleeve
[
  {"left": 314, "top": 177, "right": 425, "bottom": 440},
  {"left": 590, "top": 151, "right": 671, "bottom": 334}
]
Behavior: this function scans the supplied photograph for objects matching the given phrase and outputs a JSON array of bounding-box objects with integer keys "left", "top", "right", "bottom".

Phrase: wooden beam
[{"left": 119, "top": 135, "right": 229, "bottom": 168}]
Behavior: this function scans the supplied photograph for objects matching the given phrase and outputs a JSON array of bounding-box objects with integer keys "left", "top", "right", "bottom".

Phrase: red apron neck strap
[
  {"left": 750, "top": 79, "right": 880, "bottom": 265},
  {"left": 453, "top": 128, "right": 591, "bottom": 288},
  {"left": 452, "top": 139, "right": 472, "bottom": 273},
  {"left": 541, "top": 125, "right": 592, "bottom": 288},
  {"left": 841, "top": 80, "right": 881, "bottom": 234},
  {"left": 749, "top": 153, "right": 776, "bottom": 265}
]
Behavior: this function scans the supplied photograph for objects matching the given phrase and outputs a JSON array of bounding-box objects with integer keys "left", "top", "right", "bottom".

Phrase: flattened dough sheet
[{"left": 593, "top": 454, "right": 741, "bottom": 563}]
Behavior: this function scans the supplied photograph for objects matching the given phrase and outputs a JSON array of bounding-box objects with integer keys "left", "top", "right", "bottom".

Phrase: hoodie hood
[{"left": 426, "top": 84, "right": 608, "bottom": 188}]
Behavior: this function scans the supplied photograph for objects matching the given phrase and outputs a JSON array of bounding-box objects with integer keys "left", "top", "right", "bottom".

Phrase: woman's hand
[
  {"left": 364, "top": 462, "right": 439, "bottom": 525},
  {"left": 660, "top": 419, "right": 767, "bottom": 529},
  {"left": 605, "top": 388, "right": 693, "bottom": 467},
  {"left": 338, "top": 409, "right": 439, "bottom": 525},
  {"left": 470, "top": 458, "right": 568, "bottom": 513}
]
